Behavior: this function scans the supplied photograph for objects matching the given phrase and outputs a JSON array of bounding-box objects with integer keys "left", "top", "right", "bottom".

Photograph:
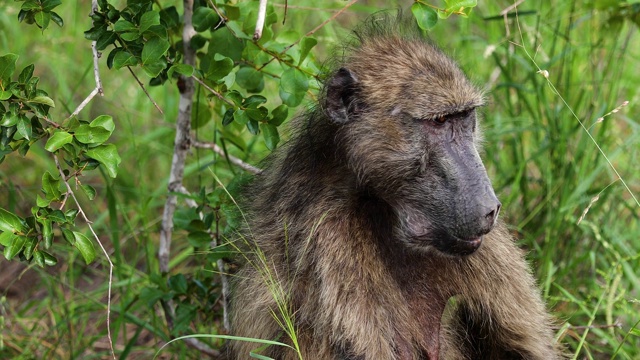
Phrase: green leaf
[
  {"left": 139, "top": 10, "right": 160, "bottom": 33},
  {"left": 23, "top": 236, "right": 37, "bottom": 260},
  {"left": 209, "top": 28, "right": 245, "bottom": 62},
  {"left": 41, "top": 250, "right": 57, "bottom": 266},
  {"left": 159, "top": 6, "right": 180, "bottom": 29},
  {"left": 42, "top": 171, "right": 62, "bottom": 200},
  {"left": 246, "top": 106, "right": 268, "bottom": 121},
  {"left": 139, "top": 287, "right": 167, "bottom": 307},
  {"left": 142, "top": 37, "right": 170, "bottom": 65},
  {"left": 113, "top": 51, "right": 138, "bottom": 69},
  {"left": 85, "top": 144, "right": 121, "bottom": 178},
  {"left": 28, "top": 95, "right": 55, "bottom": 107},
  {"left": 0, "top": 89, "right": 13, "bottom": 101},
  {"left": 174, "top": 303, "right": 197, "bottom": 333},
  {"left": 141, "top": 58, "right": 167, "bottom": 78},
  {"left": 444, "top": 0, "right": 477, "bottom": 13},
  {"left": 96, "top": 31, "right": 117, "bottom": 51},
  {"left": 47, "top": 210, "right": 66, "bottom": 223},
  {"left": 65, "top": 209, "right": 79, "bottom": 222},
  {"left": 36, "top": 194, "right": 51, "bottom": 207},
  {"left": 75, "top": 124, "right": 111, "bottom": 144},
  {"left": 42, "top": 0, "right": 62, "bottom": 12},
  {"left": 187, "top": 231, "right": 211, "bottom": 247},
  {"left": 143, "top": 24, "right": 168, "bottom": 40},
  {"left": 90, "top": 115, "right": 115, "bottom": 132},
  {"left": 279, "top": 68, "right": 308, "bottom": 107},
  {"left": 81, "top": 184, "right": 96, "bottom": 200},
  {"left": 244, "top": 95, "right": 267, "bottom": 107},
  {"left": 61, "top": 227, "right": 75, "bottom": 245},
  {"left": 233, "top": 109, "right": 249, "bottom": 126},
  {"left": 0, "top": 53, "right": 19, "bottom": 84},
  {"left": 247, "top": 119, "right": 259, "bottom": 135},
  {"left": 205, "top": 53, "right": 234, "bottom": 81},
  {"left": 50, "top": 11, "right": 64, "bottom": 27},
  {"left": 41, "top": 219, "right": 53, "bottom": 249},
  {"left": 0, "top": 207, "right": 28, "bottom": 234},
  {"left": 114, "top": 19, "right": 137, "bottom": 32},
  {"left": 269, "top": 104, "right": 288, "bottom": 126},
  {"left": 191, "top": 102, "right": 212, "bottom": 129},
  {"left": 260, "top": 123, "right": 280, "bottom": 150},
  {"left": 44, "top": 131, "right": 73, "bottom": 152},
  {"left": 16, "top": 115, "right": 32, "bottom": 140},
  {"left": 84, "top": 23, "right": 108, "bottom": 41},
  {"left": 18, "top": 64, "right": 34, "bottom": 84},
  {"left": 222, "top": 108, "right": 234, "bottom": 126},
  {"left": 0, "top": 231, "right": 15, "bottom": 246},
  {"left": 73, "top": 231, "right": 96, "bottom": 264},
  {"left": 168, "top": 274, "right": 188, "bottom": 294},
  {"left": 167, "top": 64, "right": 194, "bottom": 79},
  {"left": 35, "top": 11, "right": 52, "bottom": 30},
  {"left": 4, "top": 235, "right": 26, "bottom": 260},
  {"left": 411, "top": 2, "right": 438, "bottom": 30},
  {"left": 33, "top": 250, "right": 45, "bottom": 267},
  {"left": 21, "top": 1, "right": 41, "bottom": 11},
  {"left": 193, "top": 7, "right": 221, "bottom": 32},
  {"left": 236, "top": 67, "right": 263, "bottom": 92},
  {"left": 298, "top": 37, "right": 317, "bottom": 65}
]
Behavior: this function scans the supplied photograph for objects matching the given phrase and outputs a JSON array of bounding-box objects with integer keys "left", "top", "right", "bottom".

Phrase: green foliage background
[{"left": 0, "top": 0, "right": 639, "bottom": 359}]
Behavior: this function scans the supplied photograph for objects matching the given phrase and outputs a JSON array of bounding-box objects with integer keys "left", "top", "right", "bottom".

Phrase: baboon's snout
[{"left": 467, "top": 186, "right": 501, "bottom": 238}]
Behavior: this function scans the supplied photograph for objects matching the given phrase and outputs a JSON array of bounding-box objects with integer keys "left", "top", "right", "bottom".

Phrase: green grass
[{"left": 1, "top": 0, "right": 639, "bottom": 359}]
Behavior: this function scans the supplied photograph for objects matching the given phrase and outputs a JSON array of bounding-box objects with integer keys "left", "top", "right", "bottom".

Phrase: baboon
[{"left": 228, "top": 13, "right": 561, "bottom": 360}]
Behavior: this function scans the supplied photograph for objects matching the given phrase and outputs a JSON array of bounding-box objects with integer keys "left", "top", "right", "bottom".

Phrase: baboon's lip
[{"left": 450, "top": 235, "right": 483, "bottom": 255}]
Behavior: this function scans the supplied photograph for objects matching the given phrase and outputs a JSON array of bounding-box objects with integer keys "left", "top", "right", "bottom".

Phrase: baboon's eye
[{"left": 432, "top": 115, "right": 447, "bottom": 125}]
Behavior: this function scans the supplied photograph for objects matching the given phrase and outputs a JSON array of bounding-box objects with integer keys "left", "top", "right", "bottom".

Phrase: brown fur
[{"left": 228, "top": 13, "right": 560, "bottom": 360}]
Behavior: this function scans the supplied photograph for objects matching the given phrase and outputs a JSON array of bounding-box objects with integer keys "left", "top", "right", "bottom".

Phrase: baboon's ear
[{"left": 325, "top": 68, "right": 361, "bottom": 124}]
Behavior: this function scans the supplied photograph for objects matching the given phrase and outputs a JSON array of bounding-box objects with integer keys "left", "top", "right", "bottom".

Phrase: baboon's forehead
[{"left": 346, "top": 37, "right": 484, "bottom": 114}]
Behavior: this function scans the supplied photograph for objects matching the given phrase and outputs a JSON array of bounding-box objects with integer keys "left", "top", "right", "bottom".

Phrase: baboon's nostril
[{"left": 485, "top": 202, "right": 502, "bottom": 225}]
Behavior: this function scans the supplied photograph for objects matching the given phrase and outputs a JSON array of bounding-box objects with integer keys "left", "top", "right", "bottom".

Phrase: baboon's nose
[{"left": 485, "top": 202, "right": 501, "bottom": 227}]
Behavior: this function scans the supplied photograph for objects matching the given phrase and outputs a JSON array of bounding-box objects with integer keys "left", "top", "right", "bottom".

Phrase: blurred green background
[{"left": 0, "top": 0, "right": 639, "bottom": 359}]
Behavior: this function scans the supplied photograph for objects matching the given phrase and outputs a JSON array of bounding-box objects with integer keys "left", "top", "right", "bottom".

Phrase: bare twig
[
  {"left": 192, "top": 139, "right": 261, "bottom": 174},
  {"left": 500, "top": 0, "right": 525, "bottom": 38},
  {"left": 68, "top": 1, "right": 104, "bottom": 120},
  {"left": 54, "top": 155, "right": 116, "bottom": 360},
  {"left": 157, "top": 0, "right": 220, "bottom": 356},
  {"left": 254, "top": 0, "right": 268, "bottom": 40},
  {"left": 57, "top": 2, "right": 115, "bottom": 359},
  {"left": 191, "top": 76, "right": 235, "bottom": 107},
  {"left": 126, "top": 66, "right": 164, "bottom": 114},
  {"left": 159, "top": 0, "right": 197, "bottom": 275}
]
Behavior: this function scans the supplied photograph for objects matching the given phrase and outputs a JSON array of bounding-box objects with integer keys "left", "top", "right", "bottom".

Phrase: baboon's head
[{"left": 322, "top": 18, "right": 500, "bottom": 256}]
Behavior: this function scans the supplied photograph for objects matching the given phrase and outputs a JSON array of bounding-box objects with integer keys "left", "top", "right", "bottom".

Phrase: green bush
[{"left": 0, "top": 0, "right": 638, "bottom": 358}]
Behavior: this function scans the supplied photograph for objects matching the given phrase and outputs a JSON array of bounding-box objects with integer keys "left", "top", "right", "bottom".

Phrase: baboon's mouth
[{"left": 447, "top": 236, "right": 483, "bottom": 255}]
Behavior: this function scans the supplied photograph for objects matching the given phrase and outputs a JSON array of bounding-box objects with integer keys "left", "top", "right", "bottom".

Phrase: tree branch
[
  {"left": 68, "top": 0, "right": 104, "bottom": 120},
  {"left": 159, "top": 0, "right": 197, "bottom": 275},
  {"left": 253, "top": 0, "right": 268, "bottom": 40},
  {"left": 158, "top": 0, "right": 220, "bottom": 356},
  {"left": 192, "top": 139, "right": 261, "bottom": 175},
  {"left": 54, "top": 155, "right": 115, "bottom": 360}
]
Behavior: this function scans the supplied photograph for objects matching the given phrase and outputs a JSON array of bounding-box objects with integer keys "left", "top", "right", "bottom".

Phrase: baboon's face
[{"left": 325, "top": 39, "right": 501, "bottom": 256}]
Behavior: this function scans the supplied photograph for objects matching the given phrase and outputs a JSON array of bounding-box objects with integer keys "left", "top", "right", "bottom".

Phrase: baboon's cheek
[{"left": 403, "top": 208, "right": 432, "bottom": 237}]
